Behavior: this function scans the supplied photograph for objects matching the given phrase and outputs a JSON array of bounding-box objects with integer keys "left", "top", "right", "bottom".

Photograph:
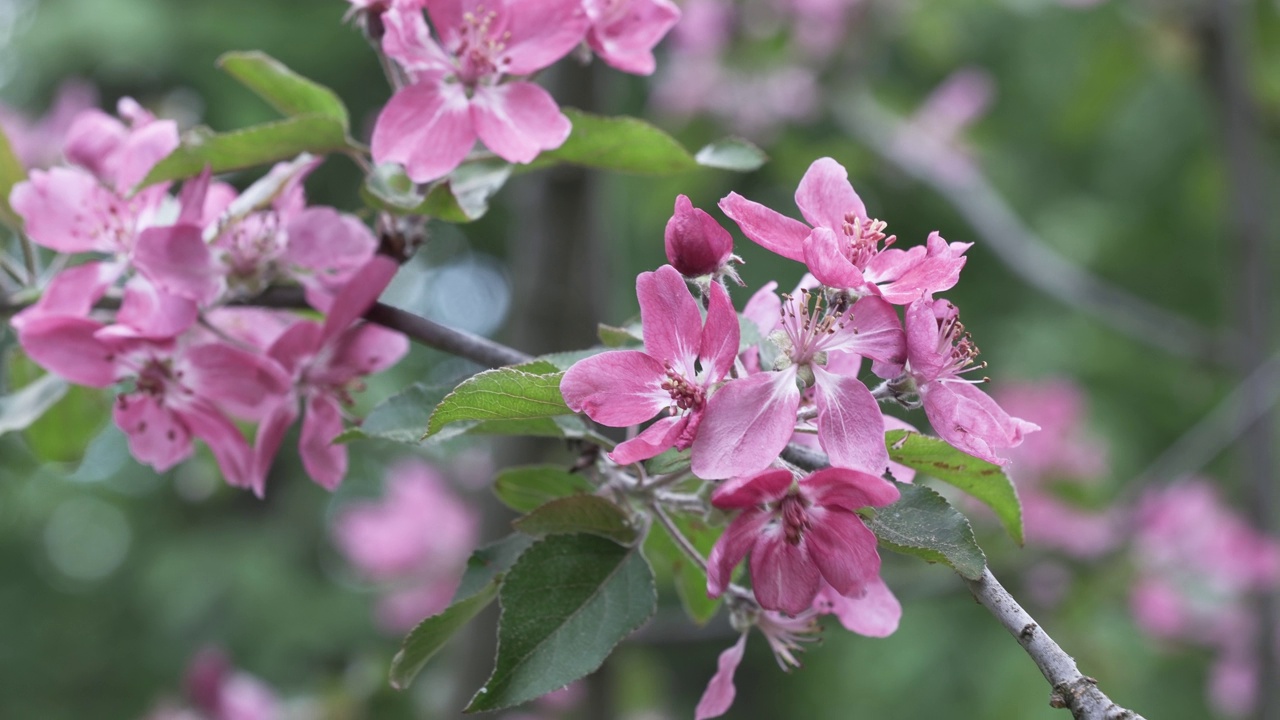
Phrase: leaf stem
[{"left": 649, "top": 500, "right": 708, "bottom": 574}]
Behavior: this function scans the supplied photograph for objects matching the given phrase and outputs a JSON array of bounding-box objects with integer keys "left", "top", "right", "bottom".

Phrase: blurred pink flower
[
  {"left": 333, "top": 459, "right": 480, "bottom": 633},
  {"left": 143, "top": 648, "right": 281, "bottom": 720},
  {"left": 0, "top": 79, "right": 99, "bottom": 169}
]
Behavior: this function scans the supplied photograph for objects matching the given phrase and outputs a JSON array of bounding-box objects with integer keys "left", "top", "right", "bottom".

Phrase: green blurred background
[{"left": 2, "top": 0, "right": 1278, "bottom": 718}]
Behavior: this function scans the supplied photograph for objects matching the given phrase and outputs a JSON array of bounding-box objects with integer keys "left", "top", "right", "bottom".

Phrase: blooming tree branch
[{"left": 782, "top": 443, "right": 1147, "bottom": 720}]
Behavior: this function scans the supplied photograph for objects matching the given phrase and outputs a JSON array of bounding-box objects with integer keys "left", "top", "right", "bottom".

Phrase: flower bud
[{"left": 664, "top": 194, "right": 734, "bottom": 278}]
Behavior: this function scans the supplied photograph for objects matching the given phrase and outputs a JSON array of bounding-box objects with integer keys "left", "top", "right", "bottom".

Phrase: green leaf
[
  {"left": 426, "top": 415, "right": 616, "bottom": 450},
  {"left": 598, "top": 323, "right": 642, "bottom": 348},
  {"left": 643, "top": 513, "right": 722, "bottom": 625},
  {"left": 515, "top": 495, "right": 637, "bottom": 544},
  {"left": 0, "top": 373, "right": 68, "bottom": 436},
  {"left": 886, "top": 430, "right": 1023, "bottom": 545},
  {"left": 493, "top": 465, "right": 595, "bottom": 513},
  {"left": 0, "top": 123, "right": 26, "bottom": 229},
  {"left": 365, "top": 159, "right": 512, "bottom": 223},
  {"left": 466, "top": 533, "right": 655, "bottom": 712},
  {"left": 643, "top": 448, "right": 690, "bottom": 476},
  {"left": 362, "top": 162, "right": 426, "bottom": 213},
  {"left": 455, "top": 534, "right": 536, "bottom": 601},
  {"left": 141, "top": 115, "right": 351, "bottom": 187},
  {"left": 532, "top": 108, "right": 699, "bottom": 175},
  {"left": 217, "top": 51, "right": 349, "bottom": 129},
  {"left": 868, "top": 481, "right": 986, "bottom": 580},
  {"left": 389, "top": 582, "right": 499, "bottom": 691},
  {"left": 337, "top": 383, "right": 450, "bottom": 444},
  {"left": 694, "top": 138, "right": 767, "bottom": 172},
  {"left": 426, "top": 368, "right": 570, "bottom": 437}
]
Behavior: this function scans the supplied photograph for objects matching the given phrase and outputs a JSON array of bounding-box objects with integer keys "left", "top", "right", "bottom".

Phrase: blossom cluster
[
  {"left": 561, "top": 156, "right": 1037, "bottom": 718},
  {"left": 9, "top": 100, "right": 408, "bottom": 497},
  {"left": 360, "top": 0, "right": 681, "bottom": 183}
]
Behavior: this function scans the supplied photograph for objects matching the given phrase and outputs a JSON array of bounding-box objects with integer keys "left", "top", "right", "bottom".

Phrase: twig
[
  {"left": 835, "top": 91, "right": 1235, "bottom": 366},
  {"left": 650, "top": 500, "right": 708, "bottom": 573},
  {"left": 17, "top": 233, "right": 36, "bottom": 284},
  {"left": 783, "top": 442, "right": 1146, "bottom": 720},
  {"left": 364, "top": 302, "right": 533, "bottom": 368}
]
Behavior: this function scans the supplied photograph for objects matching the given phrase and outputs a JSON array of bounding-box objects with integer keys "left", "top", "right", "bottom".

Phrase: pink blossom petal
[
  {"left": 803, "top": 227, "right": 864, "bottom": 290},
  {"left": 104, "top": 275, "right": 198, "bottom": 340},
  {"left": 501, "top": 0, "right": 592, "bottom": 74},
  {"left": 113, "top": 393, "right": 193, "bottom": 472},
  {"left": 825, "top": 296, "right": 905, "bottom": 364},
  {"left": 718, "top": 192, "right": 809, "bottom": 263},
  {"left": 17, "top": 315, "right": 117, "bottom": 387},
  {"left": 62, "top": 109, "right": 127, "bottom": 178},
  {"left": 471, "top": 82, "right": 571, "bottom": 165},
  {"left": 638, "top": 264, "right": 702, "bottom": 369},
  {"left": 132, "top": 224, "right": 222, "bottom": 305},
  {"left": 11, "top": 167, "right": 120, "bottom": 253},
  {"left": 282, "top": 207, "right": 376, "bottom": 288},
  {"left": 805, "top": 507, "right": 880, "bottom": 596},
  {"left": 794, "top": 157, "right": 866, "bottom": 232},
  {"left": 250, "top": 400, "right": 299, "bottom": 498},
  {"left": 561, "top": 350, "right": 669, "bottom": 425},
  {"left": 181, "top": 399, "right": 256, "bottom": 490},
  {"left": 706, "top": 509, "right": 770, "bottom": 597},
  {"left": 610, "top": 414, "right": 687, "bottom": 465},
  {"left": 691, "top": 369, "right": 800, "bottom": 480},
  {"left": 9, "top": 261, "right": 121, "bottom": 329},
  {"left": 267, "top": 320, "right": 322, "bottom": 376},
  {"left": 751, "top": 529, "right": 822, "bottom": 614},
  {"left": 904, "top": 298, "right": 947, "bottom": 381},
  {"left": 319, "top": 256, "right": 399, "bottom": 343},
  {"left": 182, "top": 342, "right": 292, "bottom": 421},
  {"left": 300, "top": 392, "right": 347, "bottom": 490},
  {"left": 371, "top": 81, "right": 474, "bottom": 184},
  {"left": 813, "top": 367, "right": 889, "bottom": 475},
  {"left": 815, "top": 576, "right": 901, "bottom": 637},
  {"left": 318, "top": 324, "right": 410, "bottom": 383},
  {"left": 694, "top": 633, "right": 747, "bottom": 720},
  {"left": 382, "top": 7, "right": 454, "bottom": 77},
  {"left": 871, "top": 232, "right": 970, "bottom": 304},
  {"left": 111, "top": 118, "right": 179, "bottom": 191},
  {"left": 803, "top": 467, "right": 901, "bottom": 510},
  {"left": 921, "top": 381, "right": 1039, "bottom": 466},
  {"left": 742, "top": 281, "right": 781, "bottom": 336},
  {"left": 586, "top": 0, "right": 681, "bottom": 76},
  {"left": 711, "top": 468, "right": 793, "bottom": 510},
  {"left": 700, "top": 280, "right": 741, "bottom": 379}
]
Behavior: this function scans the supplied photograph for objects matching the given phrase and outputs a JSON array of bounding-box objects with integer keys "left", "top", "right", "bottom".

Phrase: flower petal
[
  {"left": 706, "top": 509, "right": 769, "bottom": 597},
  {"left": 472, "top": 82, "right": 571, "bottom": 165},
  {"left": 824, "top": 296, "right": 905, "bottom": 365},
  {"left": 17, "top": 315, "right": 117, "bottom": 387},
  {"left": 560, "top": 350, "right": 669, "bottom": 426},
  {"left": 805, "top": 507, "right": 881, "bottom": 596},
  {"left": 711, "top": 468, "right": 793, "bottom": 510},
  {"left": 751, "top": 529, "right": 821, "bottom": 615},
  {"left": 794, "top": 157, "right": 866, "bottom": 232},
  {"left": 692, "top": 369, "right": 800, "bottom": 480},
  {"left": 700, "top": 280, "right": 741, "bottom": 381},
  {"left": 610, "top": 414, "right": 687, "bottom": 466},
  {"left": 814, "top": 576, "right": 901, "bottom": 637},
  {"left": 802, "top": 227, "right": 864, "bottom": 289},
  {"left": 718, "top": 192, "right": 809, "bottom": 263},
  {"left": 921, "top": 381, "right": 1039, "bottom": 466},
  {"left": 694, "top": 633, "right": 748, "bottom": 720},
  {"left": 803, "top": 466, "right": 901, "bottom": 510},
  {"left": 113, "top": 393, "right": 193, "bottom": 472},
  {"left": 813, "top": 367, "right": 889, "bottom": 475},
  {"left": 638, "top": 264, "right": 702, "bottom": 370},
  {"left": 372, "top": 81, "right": 474, "bottom": 184},
  {"left": 300, "top": 392, "right": 348, "bottom": 490}
]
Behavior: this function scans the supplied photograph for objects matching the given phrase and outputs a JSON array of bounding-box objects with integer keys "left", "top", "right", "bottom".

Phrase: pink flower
[
  {"left": 561, "top": 264, "right": 739, "bottom": 465},
  {"left": 583, "top": 0, "right": 681, "bottom": 75},
  {"left": 900, "top": 298, "right": 1037, "bottom": 465},
  {"left": 719, "top": 157, "right": 970, "bottom": 303},
  {"left": 0, "top": 79, "right": 98, "bottom": 169},
  {"left": 707, "top": 467, "right": 898, "bottom": 615},
  {"left": 17, "top": 316, "right": 290, "bottom": 491},
  {"left": 333, "top": 459, "right": 479, "bottom": 633},
  {"left": 893, "top": 68, "right": 995, "bottom": 183},
  {"left": 371, "top": 2, "right": 588, "bottom": 182},
  {"left": 663, "top": 194, "right": 736, "bottom": 280},
  {"left": 691, "top": 284, "right": 903, "bottom": 479},
  {"left": 252, "top": 257, "right": 409, "bottom": 493},
  {"left": 695, "top": 610, "right": 818, "bottom": 720}
]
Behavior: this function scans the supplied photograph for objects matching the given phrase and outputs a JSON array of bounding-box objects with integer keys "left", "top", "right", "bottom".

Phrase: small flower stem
[
  {"left": 17, "top": 234, "right": 36, "bottom": 284},
  {"left": 0, "top": 253, "right": 26, "bottom": 286},
  {"left": 653, "top": 490, "right": 706, "bottom": 514},
  {"left": 650, "top": 500, "right": 708, "bottom": 574}
]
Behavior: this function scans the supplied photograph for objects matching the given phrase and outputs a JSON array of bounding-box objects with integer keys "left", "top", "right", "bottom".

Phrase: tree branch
[{"left": 783, "top": 443, "right": 1146, "bottom": 720}]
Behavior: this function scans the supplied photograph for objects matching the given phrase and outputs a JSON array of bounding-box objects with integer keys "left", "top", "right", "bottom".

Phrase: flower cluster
[
  {"left": 10, "top": 101, "right": 408, "bottom": 497},
  {"left": 364, "top": 0, "right": 681, "bottom": 183},
  {"left": 1129, "top": 480, "right": 1280, "bottom": 717},
  {"left": 561, "top": 157, "right": 1036, "bottom": 718}
]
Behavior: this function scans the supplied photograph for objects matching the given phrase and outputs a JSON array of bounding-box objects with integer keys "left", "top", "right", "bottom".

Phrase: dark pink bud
[{"left": 664, "top": 194, "right": 733, "bottom": 278}]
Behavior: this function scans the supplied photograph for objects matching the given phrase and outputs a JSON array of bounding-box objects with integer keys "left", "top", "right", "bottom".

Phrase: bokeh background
[{"left": 2, "top": 0, "right": 1279, "bottom": 718}]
